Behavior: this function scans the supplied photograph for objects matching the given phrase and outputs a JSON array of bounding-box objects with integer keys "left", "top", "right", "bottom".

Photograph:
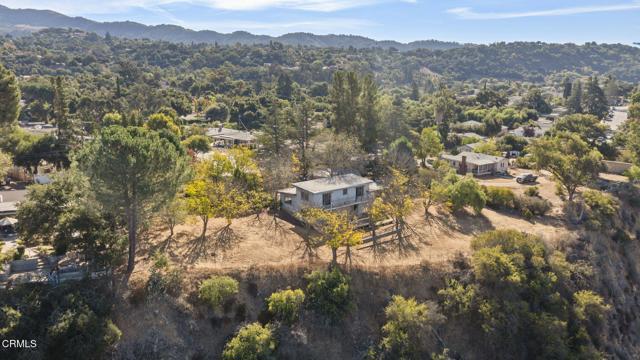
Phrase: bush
[
  {"left": 449, "top": 176, "right": 486, "bottom": 214},
  {"left": 379, "top": 296, "right": 444, "bottom": 359},
  {"left": 222, "top": 322, "right": 277, "bottom": 360},
  {"left": 524, "top": 186, "right": 540, "bottom": 197},
  {"left": 514, "top": 156, "right": 534, "bottom": 169},
  {"left": 483, "top": 186, "right": 515, "bottom": 209},
  {"left": 582, "top": 189, "right": 618, "bottom": 230},
  {"left": 267, "top": 289, "right": 305, "bottom": 324},
  {"left": 146, "top": 253, "right": 183, "bottom": 299},
  {"left": 199, "top": 275, "right": 239, "bottom": 310},
  {"left": 514, "top": 194, "right": 551, "bottom": 217},
  {"left": 305, "top": 268, "right": 351, "bottom": 321}
]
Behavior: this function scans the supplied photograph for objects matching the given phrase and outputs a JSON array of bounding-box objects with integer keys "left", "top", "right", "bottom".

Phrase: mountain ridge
[{"left": 0, "top": 4, "right": 463, "bottom": 51}]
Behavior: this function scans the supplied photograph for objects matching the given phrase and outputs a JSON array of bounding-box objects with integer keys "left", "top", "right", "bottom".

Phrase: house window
[
  {"left": 356, "top": 186, "right": 364, "bottom": 197},
  {"left": 301, "top": 191, "right": 309, "bottom": 202},
  {"left": 343, "top": 188, "right": 348, "bottom": 195},
  {"left": 323, "top": 193, "right": 331, "bottom": 206}
]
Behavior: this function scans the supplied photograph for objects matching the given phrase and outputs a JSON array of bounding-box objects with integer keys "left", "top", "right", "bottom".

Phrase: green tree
[
  {"left": 0, "top": 151, "right": 11, "bottom": 181},
  {"left": 582, "top": 76, "right": 609, "bottom": 119},
  {"left": 145, "top": 113, "right": 181, "bottom": 136},
  {"left": 360, "top": 74, "right": 380, "bottom": 151},
  {"left": 16, "top": 170, "right": 124, "bottom": 267},
  {"left": 528, "top": 132, "right": 603, "bottom": 201},
  {"left": 410, "top": 81, "right": 420, "bottom": 101},
  {"left": 566, "top": 80, "right": 583, "bottom": 114},
  {"left": 199, "top": 275, "right": 239, "bottom": 310},
  {"left": 330, "top": 71, "right": 361, "bottom": 136},
  {"left": 562, "top": 76, "right": 572, "bottom": 99},
  {"left": 520, "top": 87, "right": 552, "bottom": 114},
  {"left": 551, "top": 114, "right": 608, "bottom": 147},
  {"left": 448, "top": 176, "right": 486, "bottom": 214},
  {"left": 379, "top": 296, "right": 444, "bottom": 360},
  {"left": 0, "top": 64, "right": 20, "bottom": 126},
  {"left": 305, "top": 268, "right": 352, "bottom": 321},
  {"left": 260, "top": 100, "right": 291, "bottom": 156},
  {"left": 77, "top": 126, "right": 190, "bottom": 283},
  {"left": 415, "top": 127, "right": 443, "bottom": 166},
  {"left": 267, "top": 288, "right": 305, "bottom": 324},
  {"left": 205, "top": 103, "right": 230, "bottom": 122},
  {"left": 222, "top": 323, "right": 277, "bottom": 360},
  {"left": 629, "top": 92, "right": 640, "bottom": 120},
  {"left": 182, "top": 135, "right": 211, "bottom": 153},
  {"left": 276, "top": 73, "right": 293, "bottom": 100}
]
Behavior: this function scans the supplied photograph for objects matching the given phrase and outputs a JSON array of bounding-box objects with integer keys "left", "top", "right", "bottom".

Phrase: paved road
[{"left": 607, "top": 106, "right": 628, "bottom": 132}]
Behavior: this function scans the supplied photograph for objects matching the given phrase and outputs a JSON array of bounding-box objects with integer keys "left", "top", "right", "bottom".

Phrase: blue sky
[{"left": 1, "top": 0, "right": 640, "bottom": 44}]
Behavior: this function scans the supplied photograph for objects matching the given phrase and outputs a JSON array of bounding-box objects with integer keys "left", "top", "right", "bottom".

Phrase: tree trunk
[
  {"left": 123, "top": 203, "right": 137, "bottom": 285},
  {"left": 201, "top": 216, "right": 209, "bottom": 242},
  {"left": 331, "top": 247, "right": 338, "bottom": 265}
]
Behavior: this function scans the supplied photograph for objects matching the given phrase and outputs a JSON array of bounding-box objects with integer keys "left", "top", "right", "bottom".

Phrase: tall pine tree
[
  {"left": 582, "top": 76, "right": 609, "bottom": 119},
  {"left": 360, "top": 74, "right": 380, "bottom": 152},
  {"left": 566, "top": 80, "right": 583, "bottom": 114},
  {"left": 0, "top": 64, "right": 20, "bottom": 126}
]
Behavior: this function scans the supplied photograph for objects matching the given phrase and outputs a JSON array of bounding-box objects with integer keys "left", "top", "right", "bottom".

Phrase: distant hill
[{"left": 0, "top": 5, "right": 463, "bottom": 51}]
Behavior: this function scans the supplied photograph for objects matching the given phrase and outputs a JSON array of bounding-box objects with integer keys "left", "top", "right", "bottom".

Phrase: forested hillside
[
  {"left": 2, "top": 29, "right": 640, "bottom": 89},
  {"left": 0, "top": 5, "right": 461, "bottom": 51}
]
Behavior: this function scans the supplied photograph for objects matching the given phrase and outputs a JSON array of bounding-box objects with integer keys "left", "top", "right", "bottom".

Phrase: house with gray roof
[
  {"left": 277, "top": 173, "right": 379, "bottom": 215},
  {"left": 207, "top": 126, "right": 256, "bottom": 148},
  {"left": 441, "top": 152, "right": 509, "bottom": 176}
]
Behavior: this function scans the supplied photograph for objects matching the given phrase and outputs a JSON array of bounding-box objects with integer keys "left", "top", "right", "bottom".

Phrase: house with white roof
[
  {"left": 277, "top": 173, "right": 379, "bottom": 216},
  {"left": 441, "top": 152, "right": 508, "bottom": 176},
  {"left": 206, "top": 126, "right": 256, "bottom": 148}
]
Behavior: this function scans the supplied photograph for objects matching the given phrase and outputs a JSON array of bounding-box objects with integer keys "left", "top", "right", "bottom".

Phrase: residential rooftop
[
  {"left": 206, "top": 127, "right": 255, "bottom": 142},
  {"left": 442, "top": 152, "right": 505, "bottom": 166},
  {"left": 292, "top": 174, "right": 373, "bottom": 194}
]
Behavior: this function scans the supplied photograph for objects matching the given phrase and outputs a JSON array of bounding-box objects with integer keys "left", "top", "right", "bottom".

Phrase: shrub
[
  {"left": 146, "top": 253, "right": 183, "bottom": 299},
  {"left": 514, "top": 156, "right": 534, "bottom": 169},
  {"left": 483, "top": 186, "right": 515, "bottom": 209},
  {"left": 13, "top": 244, "right": 25, "bottom": 260},
  {"left": 379, "top": 296, "right": 445, "bottom": 359},
  {"left": 199, "top": 275, "right": 239, "bottom": 310},
  {"left": 267, "top": 289, "right": 305, "bottom": 324},
  {"left": 514, "top": 195, "right": 551, "bottom": 217},
  {"left": 222, "top": 322, "right": 277, "bottom": 360},
  {"left": 573, "top": 290, "right": 610, "bottom": 326},
  {"left": 449, "top": 176, "right": 486, "bottom": 214},
  {"left": 305, "top": 268, "right": 351, "bottom": 321},
  {"left": 582, "top": 189, "right": 618, "bottom": 230},
  {"left": 524, "top": 186, "right": 540, "bottom": 197}
]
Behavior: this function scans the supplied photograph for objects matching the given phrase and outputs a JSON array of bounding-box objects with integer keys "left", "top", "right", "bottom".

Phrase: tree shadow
[{"left": 183, "top": 225, "right": 241, "bottom": 263}]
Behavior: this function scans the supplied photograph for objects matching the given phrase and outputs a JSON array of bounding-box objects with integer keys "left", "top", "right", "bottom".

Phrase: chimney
[{"left": 459, "top": 155, "right": 467, "bottom": 175}]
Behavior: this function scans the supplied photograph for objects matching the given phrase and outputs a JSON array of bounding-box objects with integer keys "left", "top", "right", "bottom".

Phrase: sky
[{"left": 1, "top": 0, "right": 639, "bottom": 44}]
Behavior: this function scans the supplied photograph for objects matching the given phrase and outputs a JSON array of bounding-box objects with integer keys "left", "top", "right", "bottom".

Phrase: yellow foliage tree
[{"left": 299, "top": 208, "right": 364, "bottom": 265}]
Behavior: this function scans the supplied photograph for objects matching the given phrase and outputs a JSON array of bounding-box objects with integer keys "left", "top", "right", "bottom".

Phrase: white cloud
[
  {"left": 0, "top": 0, "right": 390, "bottom": 14},
  {"left": 448, "top": 1, "right": 640, "bottom": 20},
  {"left": 187, "top": 18, "right": 376, "bottom": 33}
]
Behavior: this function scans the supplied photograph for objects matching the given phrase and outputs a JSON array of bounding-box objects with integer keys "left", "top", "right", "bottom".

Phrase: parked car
[{"left": 516, "top": 173, "right": 538, "bottom": 184}]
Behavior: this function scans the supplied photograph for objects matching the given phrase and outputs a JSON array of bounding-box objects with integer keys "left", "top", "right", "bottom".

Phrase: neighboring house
[
  {"left": 457, "top": 141, "right": 484, "bottom": 153},
  {"left": 206, "top": 126, "right": 256, "bottom": 148},
  {"left": 441, "top": 152, "right": 509, "bottom": 176},
  {"left": 458, "top": 132, "right": 487, "bottom": 141},
  {"left": 278, "top": 174, "right": 379, "bottom": 216},
  {"left": 0, "top": 189, "right": 26, "bottom": 218},
  {"left": 509, "top": 119, "right": 553, "bottom": 138},
  {"left": 458, "top": 120, "right": 483, "bottom": 128},
  {"left": 509, "top": 126, "right": 546, "bottom": 138}
]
